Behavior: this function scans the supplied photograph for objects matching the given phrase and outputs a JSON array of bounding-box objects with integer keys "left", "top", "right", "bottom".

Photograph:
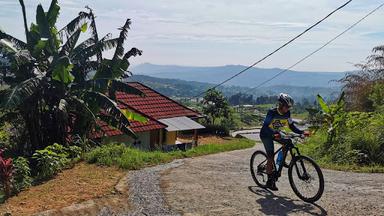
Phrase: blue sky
[{"left": 1, "top": 0, "right": 384, "bottom": 72}]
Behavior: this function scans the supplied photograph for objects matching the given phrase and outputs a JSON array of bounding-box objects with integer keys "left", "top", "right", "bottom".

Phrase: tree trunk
[{"left": 3, "top": 180, "right": 11, "bottom": 199}]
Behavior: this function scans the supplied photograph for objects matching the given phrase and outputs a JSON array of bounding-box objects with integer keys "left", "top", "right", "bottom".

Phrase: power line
[
  {"left": 246, "top": 1, "right": 384, "bottom": 93},
  {"left": 193, "top": 0, "right": 353, "bottom": 98}
]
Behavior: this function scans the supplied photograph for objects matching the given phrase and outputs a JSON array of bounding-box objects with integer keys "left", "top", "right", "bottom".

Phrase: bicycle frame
[{"left": 274, "top": 139, "right": 308, "bottom": 181}]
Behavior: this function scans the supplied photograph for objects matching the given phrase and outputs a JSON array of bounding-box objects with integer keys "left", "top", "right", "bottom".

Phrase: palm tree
[{"left": 0, "top": 0, "right": 144, "bottom": 155}]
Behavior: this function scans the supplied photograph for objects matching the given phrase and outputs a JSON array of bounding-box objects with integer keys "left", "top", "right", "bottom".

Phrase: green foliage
[
  {"left": 0, "top": 124, "right": 10, "bottom": 149},
  {"left": 85, "top": 143, "right": 126, "bottom": 166},
  {"left": 316, "top": 92, "right": 346, "bottom": 145},
  {"left": 228, "top": 93, "right": 254, "bottom": 105},
  {"left": 183, "top": 139, "right": 254, "bottom": 157},
  {"left": 368, "top": 82, "right": 384, "bottom": 112},
  {"left": 317, "top": 94, "right": 330, "bottom": 113},
  {"left": 301, "top": 112, "right": 384, "bottom": 168},
  {"left": 255, "top": 95, "right": 276, "bottom": 105},
  {"left": 301, "top": 86, "right": 384, "bottom": 170},
  {"left": 71, "top": 134, "right": 93, "bottom": 153},
  {"left": 202, "top": 89, "right": 230, "bottom": 125},
  {"left": 32, "top": 143, "right": 70, "bottom": 180},
  {"left": 239, "top": 111, "right": 263, "bottom": 127},
  {"left": 85, "top": 139, "right": 254, "bottom": 169},
  {"left": 254, "top": 104, "right": 274, "bottom": 113},
  {"left": 344, "top": 113, "right": 384, "bottom": 165},
  {"left": 85, "top": 144, "right": 175, "bottom": 169},
  {"left": 66, "top": 145, "right": 82, "bottom": 159},
  {"left": 0, "top": 0, "right": 143, "bottom": 156},
  {"left": 12, "top": 157, "right": 32, "bottom": 193},
  {"left": 216, "top": 108, "right": 243, "bottom": 133}
]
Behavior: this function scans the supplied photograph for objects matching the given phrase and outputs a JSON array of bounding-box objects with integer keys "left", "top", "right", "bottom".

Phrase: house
[{"left": 92, "top": 82, "right": 205, "bottom": 151}]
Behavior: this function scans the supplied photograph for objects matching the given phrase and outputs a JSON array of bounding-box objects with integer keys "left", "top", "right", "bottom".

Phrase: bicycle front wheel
[
  {"left": 250, "top": 150, "right": 269, "bottom": 188},
  {"left": 288, "top": 155, "right": 324, "bottom": 203}
]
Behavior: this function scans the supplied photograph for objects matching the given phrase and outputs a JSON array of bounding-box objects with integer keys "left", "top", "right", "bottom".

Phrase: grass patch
[{"left": 85, "top": 138, "right": 254, "bottom": 170}]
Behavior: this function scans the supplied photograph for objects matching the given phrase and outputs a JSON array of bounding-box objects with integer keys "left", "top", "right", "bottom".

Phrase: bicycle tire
[
  {"left": 288, "top": 155, "right": 324, "bottom": 203},
  {"left": 250, "top": 150, "right": 269, "bottom": 188}
]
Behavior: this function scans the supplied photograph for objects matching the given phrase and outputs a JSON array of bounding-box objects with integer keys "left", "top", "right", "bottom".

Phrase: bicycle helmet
[{"left": 278, "top": 93, "right": 294, "bottom": 108}]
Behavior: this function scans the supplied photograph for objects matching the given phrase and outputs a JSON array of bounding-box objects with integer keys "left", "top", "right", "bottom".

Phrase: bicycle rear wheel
[
  {"left": 288, "top": 155, "right": 324, "bottom": 203},
  {"left": 250, "top": 150, "right": 269, "bottom": 188}
]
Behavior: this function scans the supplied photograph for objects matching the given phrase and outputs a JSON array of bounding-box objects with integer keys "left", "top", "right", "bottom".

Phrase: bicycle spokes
[
  {"left": 257, "top": 164, "right": 266, "bottom": 174},
  {"left": 289, "top": 156, "right": 323, "bottom": 202},
  {"left": 250, "top": 151, "right": 269, "bottom": 188}
]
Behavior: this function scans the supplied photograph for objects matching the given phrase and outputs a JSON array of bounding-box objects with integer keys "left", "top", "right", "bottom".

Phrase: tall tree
[
  {"left": 202, "top": 89, "right": 230, "bottom": 125},
  {"left": 0, "top": 0, "right": 144, "bottom": 156},
  {"left": 339, "top": 45, "right": 384, "bottom": 112}
]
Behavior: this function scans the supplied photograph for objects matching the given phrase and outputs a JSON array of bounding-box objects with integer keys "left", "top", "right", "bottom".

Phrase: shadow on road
[{"left": 248, "top": 186, "right": 327, "bottom": 216}]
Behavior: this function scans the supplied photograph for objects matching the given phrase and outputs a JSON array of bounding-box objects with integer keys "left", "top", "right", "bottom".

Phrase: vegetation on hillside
[
  {"left": 301, "top": 45, "right": 384, "bottom": 171},
  {"left": 131, "top": 75, "right": 340, "bottom": 101},
  {"left": 0, "top": 0, "right": 143, "bottom": 202}
]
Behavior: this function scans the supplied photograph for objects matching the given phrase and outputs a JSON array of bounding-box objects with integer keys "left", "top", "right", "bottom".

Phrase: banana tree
[
  {"left": 0, "top": 0, "right": 145, "bottom": 155},
  {"left": 317, "top": 92, "right": 346, "bottom": 146}
]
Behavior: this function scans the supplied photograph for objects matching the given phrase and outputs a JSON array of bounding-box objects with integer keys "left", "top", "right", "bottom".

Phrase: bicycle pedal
[{"left": 283, "top": 162, "right": 289, "bottom": 168}]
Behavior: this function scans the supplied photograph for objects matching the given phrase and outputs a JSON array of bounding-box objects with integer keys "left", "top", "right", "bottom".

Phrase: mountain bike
[{"left": 250, "top": 132, "right": 324, "bottom": 203}]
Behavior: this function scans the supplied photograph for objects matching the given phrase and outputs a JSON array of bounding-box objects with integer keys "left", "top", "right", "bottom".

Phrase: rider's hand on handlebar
[
  {"left": 304, "top": 131, "right": 311, "bottom": 137},
  {"left": 273, "top": 133, "right": 281, "bottom": 140}
]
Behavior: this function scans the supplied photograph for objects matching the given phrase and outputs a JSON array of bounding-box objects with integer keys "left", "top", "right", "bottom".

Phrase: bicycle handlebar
[{"left": 278, "top": 131, "right": 306, "bottom": 139}]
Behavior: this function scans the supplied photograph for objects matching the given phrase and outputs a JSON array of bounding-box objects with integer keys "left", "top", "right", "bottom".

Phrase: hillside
[
  {"left": 132, "top": 63, "right": 346, "bottom": 88},
  {"left": 129, "top": 75, "right": 340, "bottom": 101}
]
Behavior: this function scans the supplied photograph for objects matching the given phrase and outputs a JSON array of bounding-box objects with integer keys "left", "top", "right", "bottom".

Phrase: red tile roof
[
  {"left": 92, "top": 117, "right": 167, "bottom": 139},
  {"left": 93, "top": 82, "right": 201, "bottom": 138},
  {"left": 116, "top": 82, "right": 201, "bottom": 119}
]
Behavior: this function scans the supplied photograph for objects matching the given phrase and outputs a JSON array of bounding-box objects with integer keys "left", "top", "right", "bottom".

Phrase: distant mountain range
[
  {"left": 132, "top": 63, "right": 347, "bottom": 88},
  {"left": 129, "top": 74, "right": 341, "bottom": 102}
]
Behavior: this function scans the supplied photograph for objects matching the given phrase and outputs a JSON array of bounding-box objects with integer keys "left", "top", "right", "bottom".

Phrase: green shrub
[
  {"left": 71, "top": 134, "right": 94, "bottom": 153},
  {"left": 301, "top": 112, "right": 384, "bottom": 168},
  {"left": 67, "top": 145, "right": 82, "bottom": 159},
  {"left": 368, "top": 82, "right": 384, "bottom": 112},
  {"left": 32, "top": 143, "right": 70, "bottom": 180},
  {"left": 84, "top": 144, "right": 126, "bottom": 166},
  {"left": 0, "top": 124, "right": 10, "bottom": 149},
  {"left": 12, "top": 157, "right": 32, "bottom": 193}
]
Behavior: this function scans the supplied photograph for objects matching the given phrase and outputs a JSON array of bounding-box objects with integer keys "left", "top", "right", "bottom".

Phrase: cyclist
[{"left": 259, "top": 93, "right": 309, "bottom": 191}]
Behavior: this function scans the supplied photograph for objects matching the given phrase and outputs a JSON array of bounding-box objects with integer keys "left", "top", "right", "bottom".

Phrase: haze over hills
[
  {"left": 129, "top": 75, "right": 341, "bottom": 102},
  {"left": 132, "top": 63, "right": 347, "bottom": 88}
]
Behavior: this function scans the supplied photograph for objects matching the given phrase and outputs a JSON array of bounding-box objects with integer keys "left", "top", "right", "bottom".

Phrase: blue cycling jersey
[{"left": 259, "top": 108, "right": 303, "bottom": 138}]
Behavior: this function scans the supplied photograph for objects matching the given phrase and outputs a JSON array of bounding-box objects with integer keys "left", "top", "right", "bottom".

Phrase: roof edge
[{"left": 126, "top": 81, "right": 203, "bottom": 118}]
